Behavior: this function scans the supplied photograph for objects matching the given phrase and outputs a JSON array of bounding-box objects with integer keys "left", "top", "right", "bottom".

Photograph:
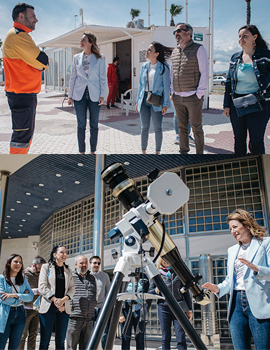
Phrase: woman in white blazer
[
  {"left": 38, "top": 246, "right": 75, "bottom": 350},
  {"left": 68, "top": 33, "right": 106, "bottom": 154},
  {"left": 136, "top": 42, "right": 171, "bottom": 154},
  {"left": 203, "top": 209, "right": 270, "bottom": 350}
]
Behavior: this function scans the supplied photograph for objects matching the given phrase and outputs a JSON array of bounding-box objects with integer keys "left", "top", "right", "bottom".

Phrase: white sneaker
[{"left": 174, "top": 136, "right": 180, "bottom": 145}]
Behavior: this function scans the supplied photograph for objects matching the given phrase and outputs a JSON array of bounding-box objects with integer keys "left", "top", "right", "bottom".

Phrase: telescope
[
  {"left": 102, "top": 162, "right": 209, "bottom": 304},
  {"left": 86, "top": 163, "right": 209, "bottom": 350}
]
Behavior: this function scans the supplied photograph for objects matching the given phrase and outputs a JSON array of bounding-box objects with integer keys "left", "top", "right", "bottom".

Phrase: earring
[{"left": 253, "top": 41, "right": 256, "bottom": 47}]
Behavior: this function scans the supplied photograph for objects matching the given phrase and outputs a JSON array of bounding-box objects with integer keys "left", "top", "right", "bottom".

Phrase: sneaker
[
  {"left": 111, "top": 105, "right": 117, "bottom": 108},
  {"left": 106, "top": 105, "right": 110, "bottom": 109},
  {"left": 174, "top": 136, "right": 180, "bottom": 145},
  {"left": 189, "top": 134, "right": 195, "bottom": 143}
]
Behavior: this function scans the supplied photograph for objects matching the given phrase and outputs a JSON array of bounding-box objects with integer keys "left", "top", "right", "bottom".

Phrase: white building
[{"left": 40, "top": 23, "right": 210, "bottom": 108}]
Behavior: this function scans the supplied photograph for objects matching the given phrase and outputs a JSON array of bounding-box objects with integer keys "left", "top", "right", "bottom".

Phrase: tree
[
  {"left": 170, "top": 3, "right": 183, "bottom": 26},
  {"left": 130, "top": 8, "right": 141, "bottom": 21},
  {"left": 245, "top": 0, "right": 251, "bottom": 25}
]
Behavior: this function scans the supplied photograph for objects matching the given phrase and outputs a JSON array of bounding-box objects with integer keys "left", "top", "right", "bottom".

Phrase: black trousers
[{"left": 7, "top": 92, "right": 37, "bottom": 154}]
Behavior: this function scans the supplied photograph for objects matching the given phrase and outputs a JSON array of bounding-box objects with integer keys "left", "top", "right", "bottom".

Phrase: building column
[
  {"left": 0, "top": 171, "right": 10, "bottom": 255},
  {"left": 93, "top": 155, "right": 106, "bottom": 269}
]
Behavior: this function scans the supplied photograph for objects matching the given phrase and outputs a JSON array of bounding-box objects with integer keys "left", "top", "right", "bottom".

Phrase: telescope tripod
[{"left": 86, "top": 252, "right": 207, "bottom": 350}]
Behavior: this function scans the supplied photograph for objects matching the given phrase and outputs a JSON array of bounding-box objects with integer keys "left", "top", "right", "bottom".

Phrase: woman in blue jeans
[
  {"left": 68, "top": 33, "right": 106, "bottom": 154},
  {"left": 0, "top": 254, "right": 34, "bottom": 350},
  {"left": 149, "top": 257, "right": 192, "bottom": 350},
  {"left": 38, "top": 246, "right": 75, "bottom": 350},
  {"left": 136, "top": 42, "right": 171, "bottom": 154},
  {"left": 203, "top": 209, "right": 270, "bottom": 350},
  {"left": 223, "top": 25, "right": 270, "bottom": 155}
]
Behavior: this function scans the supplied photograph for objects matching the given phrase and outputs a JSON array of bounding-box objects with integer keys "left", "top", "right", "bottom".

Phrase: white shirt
[
  {"left": 82, "top": 54, "right": 92, "bottom": 78},
  {"left": 234, "top": 243, "right": 251, "bottom": 291},
  {"left": 146, "top": 63, "right": 157, "bottom": 92},
  {"left": 10, "top": 277, "right": 21, "bottom": 307}
]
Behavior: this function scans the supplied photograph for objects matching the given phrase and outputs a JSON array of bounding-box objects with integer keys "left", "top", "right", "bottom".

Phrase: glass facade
[{"left": 39, "top": 157, "right": 268, "bottom": 340}]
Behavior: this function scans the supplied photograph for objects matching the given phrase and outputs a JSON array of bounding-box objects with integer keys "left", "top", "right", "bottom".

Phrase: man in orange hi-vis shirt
[{"left": 3, "top": 3, "right": 49, "bottom": 154}]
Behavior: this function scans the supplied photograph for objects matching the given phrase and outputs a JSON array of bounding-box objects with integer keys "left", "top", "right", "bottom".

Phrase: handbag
[
  {"left": 146, "top": 91, "right": 163, "bottom": 106},
  {"left": 232, "top": 92, "right": 263, "bottom": 117},
  {"left": 145, "top": 65, "right": 163, "bottom": 107}
]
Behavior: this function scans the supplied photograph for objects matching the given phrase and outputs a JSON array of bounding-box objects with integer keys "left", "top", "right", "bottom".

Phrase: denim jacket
[
  {"left": 223, "top": 48, "right": 270, "bottom": 108},
  {"left": 0, "top": 275, "right": 34, "bottom": 333}
]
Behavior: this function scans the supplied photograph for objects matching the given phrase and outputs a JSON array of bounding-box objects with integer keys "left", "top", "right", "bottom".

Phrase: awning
[{"left": 39, "top": 24, "right": 151, "bottom": 48}]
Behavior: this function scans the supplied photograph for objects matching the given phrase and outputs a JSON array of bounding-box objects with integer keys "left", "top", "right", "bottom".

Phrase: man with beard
[
  {"left": 66, "top": 255, "right": 97, "bottom": 350},
  {"left": 3, "top": 3, "right": 49, "bottom": 154},
  {"left": 19, "top": 256, "right": 46, "bottom": 350},
  {"left": 171, "top": 23, "right": 208, "bottom": 154}
]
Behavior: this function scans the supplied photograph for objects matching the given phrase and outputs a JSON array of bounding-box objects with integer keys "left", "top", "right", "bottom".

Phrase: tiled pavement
[
  {"left": 36, "top": 333, "right": 218, "bottom": 350},
  {"left": 1, "top": 85, "right": 269, "bottom": 154}
]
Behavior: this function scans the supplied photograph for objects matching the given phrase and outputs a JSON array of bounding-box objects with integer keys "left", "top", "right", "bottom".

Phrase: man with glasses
[
  {"left": 171, "top": 23, "right": 208, "bottom": 154},
  {"left": 89, "top": 256, "right": 111, "bottom": 349}
]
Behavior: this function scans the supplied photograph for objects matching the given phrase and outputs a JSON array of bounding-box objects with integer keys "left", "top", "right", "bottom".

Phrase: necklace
[{"left": 241, "top": 242, "right": 251, "bottom": 250}]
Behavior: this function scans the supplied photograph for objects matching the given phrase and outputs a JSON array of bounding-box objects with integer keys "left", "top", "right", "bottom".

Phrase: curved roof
[{"left": 2, "top": 154, "right": 238, "bottom": 239}]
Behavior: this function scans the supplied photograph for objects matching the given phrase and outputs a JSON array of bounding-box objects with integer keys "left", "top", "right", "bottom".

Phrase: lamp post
[
  {"left": 74, "top": 14, "right": 78, "bottom": 29},
  {"left": 79, "top": 8, "right": 84, "bottom": 26},
  {"left": 165, "top": 0, "right": 167, "bottom": 26}
]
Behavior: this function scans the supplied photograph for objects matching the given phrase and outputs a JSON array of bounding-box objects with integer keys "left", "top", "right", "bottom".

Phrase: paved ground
[
  {"left": 1, "top": 85, "right": 269, "bottom": 154},
  {"left": 33, "top": 333, "right": 219, "bottom": 350}
]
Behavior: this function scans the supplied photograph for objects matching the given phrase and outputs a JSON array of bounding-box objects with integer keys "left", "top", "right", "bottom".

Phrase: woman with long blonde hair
[
  {"left": 203, "top": 209, "right": 270, "bottom": 350},
  {"left": 68, "top": 32, "right": 106, "bottom": 154}
]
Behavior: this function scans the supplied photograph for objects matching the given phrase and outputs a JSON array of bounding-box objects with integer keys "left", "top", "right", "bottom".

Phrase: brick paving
[{"left": 1, "top": 85, "right": 269, "bottom": 154}]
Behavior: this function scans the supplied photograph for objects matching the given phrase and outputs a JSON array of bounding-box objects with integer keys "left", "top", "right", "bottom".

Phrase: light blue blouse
[{"left": 235, "top": 63, "right": 259, "bottom": 94}]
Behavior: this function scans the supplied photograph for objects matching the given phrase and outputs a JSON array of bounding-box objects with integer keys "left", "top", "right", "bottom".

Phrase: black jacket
[{"left": 148, "top": 268, "right": 192, "bottom": 310}]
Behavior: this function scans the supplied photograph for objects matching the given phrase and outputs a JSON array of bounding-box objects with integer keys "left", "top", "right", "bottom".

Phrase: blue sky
[{"left": 0, "top": 0, "right": 269, "bottom": 72}]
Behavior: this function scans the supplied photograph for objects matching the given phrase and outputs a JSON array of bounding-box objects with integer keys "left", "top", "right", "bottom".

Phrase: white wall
[{"left": 0, "top": 235, "right": 40, "bottom": 273}]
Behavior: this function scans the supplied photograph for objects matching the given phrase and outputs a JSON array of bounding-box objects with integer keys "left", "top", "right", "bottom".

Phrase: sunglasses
[
  {"left": 173, "top": 28, "right": 188, "bottom": 35},
  {"left": 92, "top": 262, "right": 101, "bottom": 265}
]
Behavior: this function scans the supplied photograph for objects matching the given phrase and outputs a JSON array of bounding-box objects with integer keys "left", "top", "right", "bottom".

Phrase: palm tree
[
  {"left": 170, "top": 3, "right": 183, "bottom": 26},
  {"left": 245, "top": 0, "right": 251, "bottom": 25},
  {"left": 130, "top": 8, "right": 141, "bottom": 21}
]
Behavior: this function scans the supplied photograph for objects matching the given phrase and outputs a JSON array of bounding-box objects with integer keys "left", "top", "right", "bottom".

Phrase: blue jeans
[
  {"left": 173, "top": 113, "right": 191, "bottom": 136},
  {"left": 120, "top": 310, "right": 144, "bottom": 350},
  {"left": 0, "top": 305, "right": 26, "bottom": 350},
  {"left": 74, "top": 88, "right": 101, "bottom": 153},
  {"left": 230, "top": 99, "right": 270, "bottom": 155},
  {"left": 39, "top": 303, "right": 70, "bottom": 350},
  {"left": 158, "top": 303, "right": 187, "bottom": 350},
  {"left": 229, "top": 290, "right": 270, "bottom": 350},
  {"left": 140, "top": 93, "right": 163, "bottom": 152}
]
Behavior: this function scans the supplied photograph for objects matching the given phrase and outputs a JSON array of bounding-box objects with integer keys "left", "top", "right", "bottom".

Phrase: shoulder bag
[
  {"left": 232, "top": 91, "right": 263, "bottom": 117},
  {"left": 145, "top": 64, "right": 163, "bottom": 107}
]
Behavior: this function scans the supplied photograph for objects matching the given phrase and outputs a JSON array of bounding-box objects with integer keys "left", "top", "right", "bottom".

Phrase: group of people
[
  {"left": 0, "top": 252, "right": 110, "bottom": 350},
  {"left": 3, "top": 3, "right": 270, "bottom": 155},
  {"left": 1, "top": 209, "right": 270, "bottom": 350}
]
